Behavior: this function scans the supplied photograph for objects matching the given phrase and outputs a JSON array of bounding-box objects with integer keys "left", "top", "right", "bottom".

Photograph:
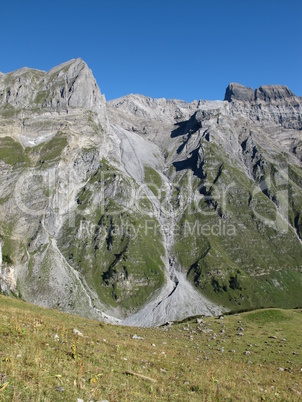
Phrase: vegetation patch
[
  {"left": 245, "top": 309, "right": 291, "bottom": 324},
  {"left": 0, "top": 137, "right": 29, "bottom": 166},
  {"left": 58, "top": 160, "right": 165, "bottom": 314},
  {"left": 27, "top": 131, "right": 68, "bottom": 167},
  {"left": 0, "top": 104, "right": 16, "bottom": 118},
  {"left": 144, "top": 166, "right": 162, "bottom": 197},
  {"left": 0, "top": 296, "right": 301, "bottom": 401}
]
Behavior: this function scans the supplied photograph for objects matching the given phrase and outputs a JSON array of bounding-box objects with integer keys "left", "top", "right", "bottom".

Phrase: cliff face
[
  {"left": 0, "top": 58, "right": 105, "bottom": 114},
  {"left": 0, "top": 60, "right": 301, "bottom": 326},
  {"left": 224, "top": 82, "right": 302, "bottom": 130}
]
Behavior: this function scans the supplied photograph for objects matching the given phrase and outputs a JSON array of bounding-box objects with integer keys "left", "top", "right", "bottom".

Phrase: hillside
[
  {"left": 0, "top": 59, "right": 301, "bottom": 325},
  {"left": 0, "top": 295, "right": 301, "bottom": 401}
]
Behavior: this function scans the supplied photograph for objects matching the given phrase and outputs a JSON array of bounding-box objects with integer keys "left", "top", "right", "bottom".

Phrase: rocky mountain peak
[
  {"left": 224, "top": 82, "right": 254, "bottom": 102},
  {"left": 224, "top": 82, "right": 300, "bottom": 105},
  {"left": 254, "top": 85, "right": 296, "bottom": 103},
  {"left": 47, "top": 57, "right": 84, "bottom": 75},
  {"left": 224, "top": 82, "right": 302, "bottom": 130},
  {"left": 0, "top": 58, "right": 105, "bottom": 114}
]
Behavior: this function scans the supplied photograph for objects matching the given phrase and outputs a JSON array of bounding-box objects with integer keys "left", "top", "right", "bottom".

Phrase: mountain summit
[{"left": 0, "top": 60, "right": 301, "bottom": 326}]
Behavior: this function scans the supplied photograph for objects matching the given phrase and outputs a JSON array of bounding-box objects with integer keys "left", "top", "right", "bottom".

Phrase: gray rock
[
  {"left": 73, "top": 328, "right": 84, "bottom": 337},
  {"left": 132, "top": 334, "right": 144, "bottom": 340},
  {"left": 224, "top": 82, "right": 302, "bottom": 129},
  {"left": 224, "top": 82, "right": 254, "bottom": 102},
  {"left": 255, "top": 85, "right": 295, "bottom": 103}
]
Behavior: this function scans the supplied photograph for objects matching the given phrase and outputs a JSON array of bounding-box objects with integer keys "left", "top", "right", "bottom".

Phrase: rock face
[
  {"left": 0, "top": 58, "right": 105, "bottom": 113},
  {"left": 0, "top": 60, "right": 302, "bottom": 326},
  {"left": 225, "top": 82, "right": 302, "bottom": 130},
  {"left": 225, "top": 82, "right": 298, "bottom": 104},
  {"left": 224, "top": 83, "right": 254, "bottom": 102}
]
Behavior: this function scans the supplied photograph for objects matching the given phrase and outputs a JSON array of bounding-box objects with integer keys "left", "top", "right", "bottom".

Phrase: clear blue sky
[{"left": 1, "top": 0, "right": 301, "bottom": 102}]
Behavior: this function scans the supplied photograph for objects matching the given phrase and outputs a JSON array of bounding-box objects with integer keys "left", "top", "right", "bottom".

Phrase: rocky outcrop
[
  {"left": 0, "top": 58, "right": 106, "bottom": 118},
  {"left": 225, "top": 82, "right": 302, "bottom": 130},
  {"left": 225, "top": 82, "right": 299, "bottom": 105},
  {"left": 254, "top": 85, "right": 296, "bottom": 103},
  {"left": 224, "top": 83, "right": 254, "bottom": 102}
]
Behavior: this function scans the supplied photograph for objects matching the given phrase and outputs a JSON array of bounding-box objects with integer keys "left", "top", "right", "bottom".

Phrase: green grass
[
  {"left": 58, "top": 207, "right": 165, "bottom": 313},
  {"left": 0, "top": 222, "right": 20, "bottom": 268},
  {"left": 244, "top": 309, "right": 291, "bottom": 324},
  {"left": 27, "top": 131, "right": 68, "bottom": 167},
  {"left": 34, "top": 90, "right": 51, "bottom": 105},
  {"left": 144, "top": 166, "right": 162, "bottom": 197},
  {"left": 0, "top": 295, "right": 301, "bottom": 401},
  {"left": 0, "top": 131, "right": 67, "bottom": 169},
  {"left": 0, "top": 137, "right": 29, "bottom": 166},
  {"left": 0, "top": 104, "right": 17, "bottom": 119}
]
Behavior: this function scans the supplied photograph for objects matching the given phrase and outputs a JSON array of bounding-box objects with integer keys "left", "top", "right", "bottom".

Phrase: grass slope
[{"left": 0, "top": 295, "right": 301, "bottom": 401}]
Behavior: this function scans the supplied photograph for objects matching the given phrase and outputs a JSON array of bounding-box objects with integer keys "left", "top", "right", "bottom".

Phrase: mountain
[{"left": 0, "top": 59, "right": 301, "bottom": 326}]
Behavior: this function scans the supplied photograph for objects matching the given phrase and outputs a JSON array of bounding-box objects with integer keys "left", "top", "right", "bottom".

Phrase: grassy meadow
[{"left": 0, "top": 295, "right": 301, "bottom": 401}]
